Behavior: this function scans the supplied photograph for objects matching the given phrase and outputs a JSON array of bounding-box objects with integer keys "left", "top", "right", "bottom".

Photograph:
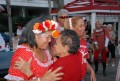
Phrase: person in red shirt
[
  {"left": 51, "top": 29, "right": 81, "bottom": 81},
  {"left": 92, "top": 21, "right": 110, "bottom": 76},
  {"left": 64, "top": 16, "right": 96, "bottom": 81}
]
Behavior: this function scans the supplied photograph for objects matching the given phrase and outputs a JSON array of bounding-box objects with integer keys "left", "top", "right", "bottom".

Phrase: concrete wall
[
  {"left": 64, "top": 0, "right": 74, "bottom": 5},
  {"left": 0, "top": 0, "right": 53, "bottom": 8}
]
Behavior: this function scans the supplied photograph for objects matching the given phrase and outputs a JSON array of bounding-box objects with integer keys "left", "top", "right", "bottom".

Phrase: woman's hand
[
  {"left": 87, "top": 62, "right": 96, "bottom": 81},
  {"left": 14, "top": 57, "right": 64, "bottom": 81},
  {"left": 118, "top": 77, "right": 120, "bottom": 81},
  {"left": 41, "top": 67, "right": 64, "bottom": 81},
  {"left": 90, "top": 69, "right": 96, "bottom": 81},
  {"left": 14, "top": 57, "right": 33, "bottom": 77},
  {"left": 95, "top": 44, "right": 99, "bottom": 50}
]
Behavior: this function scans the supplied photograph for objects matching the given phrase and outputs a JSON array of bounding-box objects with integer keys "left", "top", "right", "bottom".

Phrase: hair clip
[{"left": 52, "top": 30, "right": 60, "bottom": 38}]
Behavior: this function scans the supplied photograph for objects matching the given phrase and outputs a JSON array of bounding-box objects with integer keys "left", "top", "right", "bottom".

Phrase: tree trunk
[
  {"left": 6, "top": 0, "right": 13, "bottom": 47},
  {"left": 48, "top": 0, "right": 52, "bottom": 19},
  {"left": 54, "top": 0, "right": 64, "bottom": 9}
]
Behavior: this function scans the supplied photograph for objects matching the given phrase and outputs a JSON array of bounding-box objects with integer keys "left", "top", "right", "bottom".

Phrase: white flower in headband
[{"left": 32, "top": 20, "right": 58, "bottom": 34}]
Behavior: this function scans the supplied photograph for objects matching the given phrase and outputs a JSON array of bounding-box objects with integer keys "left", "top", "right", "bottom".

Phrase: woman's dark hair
[
  {"left": 18, "top": 16, "right": 50, "bottom": 48},
  {"left": 16, "top": 23, "right": 23, "bottom": 27},
  {"left": 60, "top": 29, "right": 80, "bottom": 54}
]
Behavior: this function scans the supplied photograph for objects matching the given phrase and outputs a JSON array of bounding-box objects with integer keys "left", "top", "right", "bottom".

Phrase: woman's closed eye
[{"left": 79, "top": 24, "right": 85, "bottom": 28}]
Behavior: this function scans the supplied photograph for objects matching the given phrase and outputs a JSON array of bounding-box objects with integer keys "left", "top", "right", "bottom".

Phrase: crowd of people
[{"left": 2, "top": 9, "right": 120, "bottom": 81}]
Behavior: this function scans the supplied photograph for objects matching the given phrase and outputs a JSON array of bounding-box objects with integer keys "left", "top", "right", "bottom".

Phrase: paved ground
[{"left": 85, "top": 49, "right": 120, "bottom": 81}]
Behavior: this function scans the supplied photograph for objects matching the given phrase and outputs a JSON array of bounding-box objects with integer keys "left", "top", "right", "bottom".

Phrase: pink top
[{"left": 5, "top": 44, "right": 53, "bottom": 80}]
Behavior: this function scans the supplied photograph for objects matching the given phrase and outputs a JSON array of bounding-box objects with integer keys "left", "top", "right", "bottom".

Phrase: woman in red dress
[
  {"left": 64, "top": 16, "right": 96, "bottom": 81},
  {"left": 4, "top": 17, "right": 63, "bottom": 81}
]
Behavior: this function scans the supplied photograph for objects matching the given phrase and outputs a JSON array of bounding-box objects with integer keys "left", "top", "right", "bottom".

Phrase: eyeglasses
[{"left": 59, "top": 16, "right": 69, "bottom": 19}]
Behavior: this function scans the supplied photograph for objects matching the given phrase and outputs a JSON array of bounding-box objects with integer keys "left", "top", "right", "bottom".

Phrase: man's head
[
  {"left": 107, "top": 24, "right": 113, "bottom": 31},
  {"left": 57, "top": 9, "right": 69, "bottom": 26},
  {"left": 57, "top": 9, "right": 69, "bottom": 17},
  {"left": 95, "top": 21, "right": 103, "bottom": 30}
]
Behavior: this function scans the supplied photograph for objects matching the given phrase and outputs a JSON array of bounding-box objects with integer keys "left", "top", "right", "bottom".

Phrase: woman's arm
[
  {"left": 119, "top": 78, "right": 120, "bottom": 81},
  {"left": 86, "top": 62, "right": 96, "bottom": 81},
  {"left": 14, "top": 57, "right": 63, "bottom": 81},
  {"left": 118, "top": 78, "right": 120, "bottom": 81}
]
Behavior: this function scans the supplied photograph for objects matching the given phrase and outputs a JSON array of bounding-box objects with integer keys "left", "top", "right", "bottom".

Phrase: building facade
[
  {"left": 0, "top": 0, "right": 54, "bottom": 32},
  {"left": 52, "top": 0, "right": 120, "bottom": 41}
]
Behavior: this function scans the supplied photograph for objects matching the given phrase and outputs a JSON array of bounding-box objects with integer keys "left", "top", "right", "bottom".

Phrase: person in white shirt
[
  {"left": 16, "top": 23, "right": 25, "bottom": 37},
  {"left": 107, "top": 24, "right": 116, "bottom": 66},
  {"left": 0, "top": 33, "right": 6, "bottom": 51}
]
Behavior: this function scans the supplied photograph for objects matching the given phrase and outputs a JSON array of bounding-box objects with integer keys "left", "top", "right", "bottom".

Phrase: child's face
[{"left": 54, "top": 35, "right": 68, "bottom": 57}]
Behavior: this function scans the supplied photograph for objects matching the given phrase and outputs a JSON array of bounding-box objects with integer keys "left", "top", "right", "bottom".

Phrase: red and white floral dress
[{"left": 4, "top": 44, "right": 53, "bottom": 81}]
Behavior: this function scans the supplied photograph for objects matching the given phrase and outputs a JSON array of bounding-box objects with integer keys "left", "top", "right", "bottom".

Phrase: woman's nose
[{"left": 48, "top": 37, "right": 51, "bottom": 42}]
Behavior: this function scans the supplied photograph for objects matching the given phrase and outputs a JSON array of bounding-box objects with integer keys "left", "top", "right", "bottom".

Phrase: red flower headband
[{"left": 33, "top": 20, "right": 60, "bottom": 38}]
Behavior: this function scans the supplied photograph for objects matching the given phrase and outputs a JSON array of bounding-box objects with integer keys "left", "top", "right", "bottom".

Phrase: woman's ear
[{"left": 64, "top": 45, "right": 69, "bottom": 53}]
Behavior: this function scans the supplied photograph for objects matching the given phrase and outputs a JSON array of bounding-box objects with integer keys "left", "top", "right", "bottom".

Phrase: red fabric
[
  {"left": 93, "top": 27, "right": 110, "bottom": 49},
  {"left": 78, "top": 38, "right": 89, "bottom": 80},
  {"left": 94, "top": 49, "right": 107, "bottom": 62},
  {"left": 50, "top": 54, "right": 82, "bottom": 81},
  {"left": 8, "top": 44, "right": 52, "bottom": 80},
  {"left": 93, "top": 27, "right": 110, "bottom": 63}
]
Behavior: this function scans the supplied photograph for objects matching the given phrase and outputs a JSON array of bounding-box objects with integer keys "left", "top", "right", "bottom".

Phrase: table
[{"left": 0, "top": 51, "right": 13, "bottom": 78}]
